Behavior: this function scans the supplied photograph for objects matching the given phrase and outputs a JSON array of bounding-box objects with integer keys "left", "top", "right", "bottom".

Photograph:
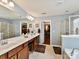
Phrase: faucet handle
[{"left": 71, "top": 48, "right": 75, "bottom": 56}]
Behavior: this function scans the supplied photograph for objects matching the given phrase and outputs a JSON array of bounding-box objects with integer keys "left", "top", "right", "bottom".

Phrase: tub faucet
[{"left": 71, "top": 48, "right": 75, "bottom": 56}]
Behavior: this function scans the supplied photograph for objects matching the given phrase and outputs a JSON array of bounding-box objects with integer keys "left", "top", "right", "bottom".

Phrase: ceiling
[{"left": 15, "top": 0, "right": 79, "bottom": 17}]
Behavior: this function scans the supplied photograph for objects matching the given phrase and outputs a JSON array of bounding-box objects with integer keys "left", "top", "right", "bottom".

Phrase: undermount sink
[
  {"left": 0, "top": 38, "right": 20, "bottom": 48},
  {"left": 0, "top": 40, "right": 8, "bottom": 46},
  {"left": 0, "top": 40, "right": 18, "bottom": 50}
]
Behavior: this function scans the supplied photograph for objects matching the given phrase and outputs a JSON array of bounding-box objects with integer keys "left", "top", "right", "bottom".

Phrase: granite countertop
[{"left": 0, "top": 33, "right": 39, "bottom": 56}]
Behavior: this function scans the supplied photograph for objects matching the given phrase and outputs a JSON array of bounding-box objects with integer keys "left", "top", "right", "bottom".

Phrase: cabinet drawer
[{"left": 8, "top": 45, "right": 23, "bottom": 58}]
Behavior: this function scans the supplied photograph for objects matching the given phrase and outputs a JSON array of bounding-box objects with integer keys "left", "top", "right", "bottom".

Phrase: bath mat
[
  {"left": 34, "top": 45, "right": 46, "bottom": 53},
  {"left": 53, "top": 46, "right": 61, "bottom": 54}
]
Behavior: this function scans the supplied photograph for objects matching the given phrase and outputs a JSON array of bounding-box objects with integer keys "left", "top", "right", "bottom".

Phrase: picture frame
[
  {"left": 35, "top": 24, "right": 39, "bottom": 28},
  {"left": 29, "top": 24, "right": 32, "bottom": 28}
]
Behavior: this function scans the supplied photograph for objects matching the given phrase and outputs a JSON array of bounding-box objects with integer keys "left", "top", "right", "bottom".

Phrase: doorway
[{"left": 44, "top": 22, "right": 50, "bottom": 44}]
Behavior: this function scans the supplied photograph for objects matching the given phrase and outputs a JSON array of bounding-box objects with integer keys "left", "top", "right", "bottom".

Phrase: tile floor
[{"left": 29, "top": 45, "right": 61, "bottom": 59}]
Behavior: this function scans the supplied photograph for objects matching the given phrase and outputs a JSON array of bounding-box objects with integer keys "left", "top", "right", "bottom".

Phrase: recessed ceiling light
[
  {"left": 41, "top": 13, "right": 47, "bottom": 14},
  {"left": 57, "top": 0, "right": 64, "bottom": 4},
  {"left": 65, "top": 10, "right": 69, "bottom": 12}
]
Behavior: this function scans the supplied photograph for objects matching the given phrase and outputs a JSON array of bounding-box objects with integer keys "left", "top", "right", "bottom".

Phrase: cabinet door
[
  {"left": 8, "top": 45, "right": 23, "bottom": 58},
  {"left": 34, "top": 36, "right": 39, "bottom": 49},
  {"left": 0, "top": 54, "right": 7, "bottom": 59},
  {"left": 9, "top": 55, "right": 17, "bottom": 59},
  {"left": 18, "top": 46, "right": 29, "bottom": 59}
]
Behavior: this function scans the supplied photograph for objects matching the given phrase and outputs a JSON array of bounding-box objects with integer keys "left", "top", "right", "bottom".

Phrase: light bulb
[
  {"left": 26, "top": 16, "right": 34, "bottom": 21},
  {"left": 2, "top": 0, "right": 8, "bottom": 3},
  {"left": 8, "top": 1, "right": 14, "bottom": 7},
  {"left": 46, "top": 25, "right": 48, "bottom": 31}
]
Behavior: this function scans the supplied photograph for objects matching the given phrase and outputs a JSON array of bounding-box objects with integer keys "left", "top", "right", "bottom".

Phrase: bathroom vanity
[{"left": 0, "top": 33, "right": 39, "bottom": 59}]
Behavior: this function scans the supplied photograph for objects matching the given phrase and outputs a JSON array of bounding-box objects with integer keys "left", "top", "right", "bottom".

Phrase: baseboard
[{"left": 51, "top": 45, "right": 62, "bottom": 48}]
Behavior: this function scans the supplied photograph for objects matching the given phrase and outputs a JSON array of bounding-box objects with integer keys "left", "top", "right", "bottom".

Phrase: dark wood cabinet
[
  {"left": 8, "top": 44, "right": 29, "bottom": 59},
  {"left": 18, "top": 46, "right": 29, "bottom": 59},
  {"left": 28, "top": 36, "right": 39, "bottom": 51},
  {"left": 9, "top": 55, "right": 17, "bottom": 59},
  {"left": 8, "top": 44, "right": 28, "bottom": 59},
  {"left": 8, "top": 45, "right": 23, "bottom": 58},
  {"left": 0, "top": 54, "right": 7, "bottom": 59},
  {"left": 0, "top": 35, "right": 39, "bottom": 59}
]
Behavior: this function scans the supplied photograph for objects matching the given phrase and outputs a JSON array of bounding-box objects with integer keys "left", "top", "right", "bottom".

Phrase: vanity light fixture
[
  {"left": 26, "top": 15, "right": 34, "bottom": 21},
  {"left": 2, "top": 0, "right": 8, "bottom": 4},
  {"left": 1, "top": 0, "right": 15, "bottom": 8},
  {"left": 8, "top": 1, "right": 14, "bottom": 7}
]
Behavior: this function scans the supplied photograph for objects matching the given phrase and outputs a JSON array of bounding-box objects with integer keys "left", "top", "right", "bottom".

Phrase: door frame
[{"left": 40, "top": 20, "right": 52, "bottom": 45}]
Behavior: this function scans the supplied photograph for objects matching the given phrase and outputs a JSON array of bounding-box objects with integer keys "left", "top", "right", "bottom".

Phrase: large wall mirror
[
  {"left": 73, "top": 18, "right": 79, "bottom": 34},
  {"left": 69, "top": 15, "right": 79, "bottom": 34},
  {"left": 0, "top": 22, "right": 15, "bottom": 39}
]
